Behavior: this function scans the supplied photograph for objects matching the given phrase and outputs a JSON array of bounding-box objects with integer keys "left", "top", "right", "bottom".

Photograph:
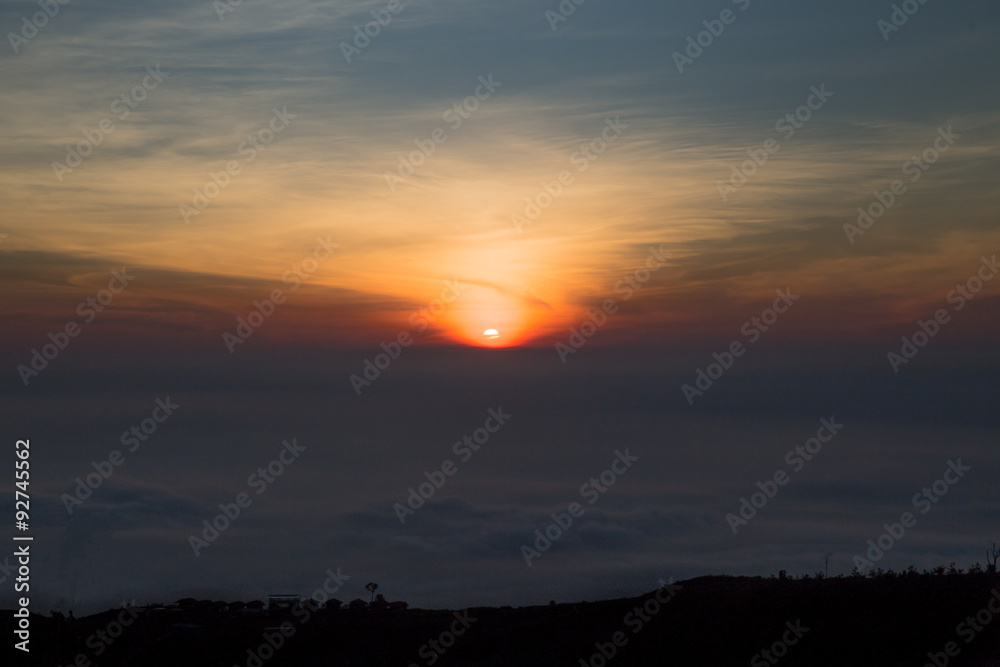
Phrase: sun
[{"left": 441, "top": 285, "right": 546, "bottom": 347}]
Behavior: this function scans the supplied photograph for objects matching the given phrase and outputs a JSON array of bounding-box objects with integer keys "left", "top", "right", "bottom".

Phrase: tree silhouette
[
  {"left": 988, "top": 543, "right": 999, "bottom": 573},
  {"left": 365, "top": 582, "right": 378, "bottom": 602}
]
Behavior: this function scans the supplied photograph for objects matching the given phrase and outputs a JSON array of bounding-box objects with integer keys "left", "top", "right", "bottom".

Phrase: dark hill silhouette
[{"left": 7, "top": 570, "right": 1000, "bottom": 666}]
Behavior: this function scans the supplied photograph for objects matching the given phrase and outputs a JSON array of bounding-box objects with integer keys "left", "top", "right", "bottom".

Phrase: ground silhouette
[{"left": 7, "top": 569, "right": 1000, "bottom": 666}]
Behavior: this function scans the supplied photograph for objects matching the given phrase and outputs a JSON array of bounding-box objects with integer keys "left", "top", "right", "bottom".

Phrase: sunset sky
[{"left": 1, "top": 0, "right": 998, "bottom": 612}]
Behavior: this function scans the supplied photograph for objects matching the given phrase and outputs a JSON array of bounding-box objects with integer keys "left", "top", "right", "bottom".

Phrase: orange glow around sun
[{"left": 441, "top": 284, "right": 546, "bottom": 347}]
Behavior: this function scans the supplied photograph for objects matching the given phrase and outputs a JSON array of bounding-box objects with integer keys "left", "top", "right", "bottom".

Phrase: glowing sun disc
[{"left": 483, "top": 329, "right": 500, "bottom": 339}]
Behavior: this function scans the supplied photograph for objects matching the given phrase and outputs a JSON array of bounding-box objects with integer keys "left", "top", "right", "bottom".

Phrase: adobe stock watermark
[
  {"left": 179, "top": 107, "right": 296, "bottom": 224},
  {"left": 234, "top": 567, "right": 350, "bottom": 667},
  {"left": 853, "top": 459, "right": 971, "bottom": 572},
  {"left": 717, "top": 84, "right": 834, "bottom": 201},
  {"left": 877, "top": 0, "right": 933, "bottom": 42},
  {"left": 213, "top": 0, "right": 245, "bottom": 22},
  {"left": 384, "top": 75, "right": 502, "bottom": 193},
  {"left": 17, "top": 268, "right": 136, "bottom": 386},
  {"left": 349, "top": 280, "right": 466, "bottom": 395},
  {"left": 682, "top": 288, "right": 799, "bottom": 405},
  {"left": 223, "top": 236, "right": 339, "bottom": 353},
  {"left": 340, "top": 0, "right": 407, "bottom": 63},
  {"left": 394, "top": 407, "right": 511, "bottom": 524},
  {"left": 555, "top": 245, "right": 668, "bottom": 363},
  {"left": 672, "top": 0, "right": 752, "bottom": 74},
  {"left": 545, "top": 0, "right": 590, "bottom": 32},
  {"left": 521, "top": 449, "right": 639, "bottom": 566},
  {"left": 7, "top": 0, "right": 71, "bottom": 55},
  {"left": 0, "top": 556, "right": 15, "bottom": 586},
  {"left": 844, "top": 126, "right": 959, "bottom": 244},
  {"left": 52, "top": 65, "right": 168, "bottom": 182},
  {"left": 405, "top": 610, "right": 477, "bottom": 667},
  {"left": 922, "top": 587, "right": 1000, "bottom": 667},
  {"left": 56, "top": 601, "right": 140, "bottom": 667},
  {"left": 750, "top": 620, "right": 810, "bottom": 667},
  {"left": 512, "top": 115, "right": 629, "bottom": 233},
  {"left": 62, "top": 397, "right": 180, "bottom": 514},
  {"left": 726, "top": 417, "right": 844, "bottom": 534},
  {"left": 188, "top": 438, "right": 306, "bottom": 556},
  {"left": 578, "top": 579, "right": 681, "bottom": 667},
  {"left": 887, "top": 254, "right": 997, "bottom": 373}
]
